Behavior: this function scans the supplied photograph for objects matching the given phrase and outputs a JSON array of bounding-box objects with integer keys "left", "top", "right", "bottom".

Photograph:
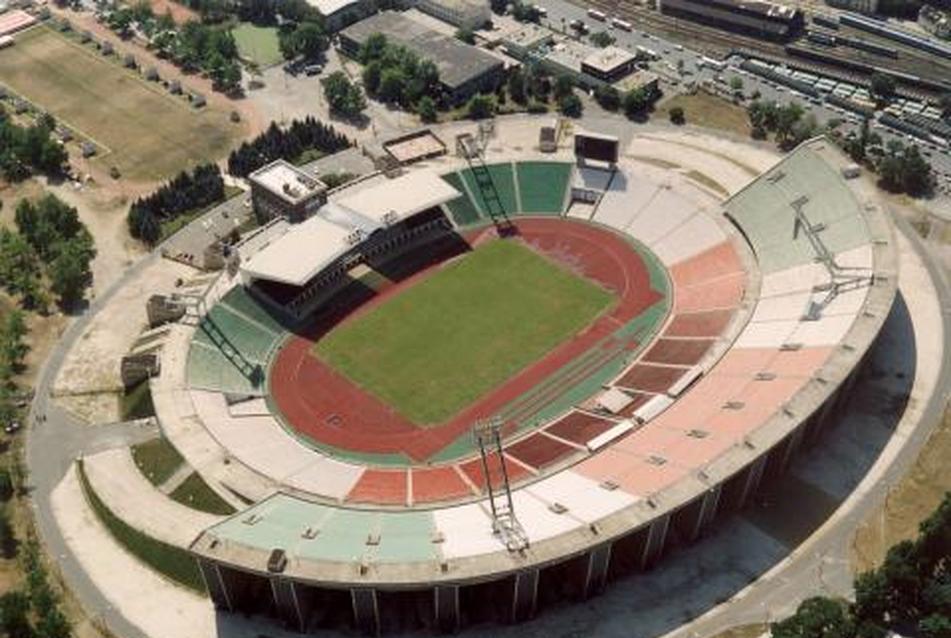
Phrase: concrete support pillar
[
  {"left": 351, "top": 588, "right": 380, "bottom": 637},
  {"left": 434, "top": 585, "right": 460, "bottom": 634},
  {"left": 640, "top": 513, "right": 670, "bottom": 569},
  {"left": 196, "top": 559, "right": 231, "bottom": 611},
  {"left": 270, "top": 577, "right": 304, "bottom": 632},
  {"left": 696, "top": 485, "right": 722, "bottom": 537},
  {"left": 778, "top": 424, "right": 807, "bottom": 474},
  {"left": 583, "top": 543, "right": 612, "bottom": 599},
  {"left": 511, "top": 569, "right": 539, "bottom": 623},
  {"left": 737, "top": 455, "right": 768, "bottom": 509}
]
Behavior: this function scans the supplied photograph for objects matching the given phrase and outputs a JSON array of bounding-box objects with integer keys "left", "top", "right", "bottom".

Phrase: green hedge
[{"left": 76, "top": 460, "right": 206, "bottom": 594}]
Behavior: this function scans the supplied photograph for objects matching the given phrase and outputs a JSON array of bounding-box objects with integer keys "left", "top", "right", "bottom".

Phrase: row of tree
[
  {"left": 127, "top": 163, "right": 225, "bottom": 245},
  {"left": 107, "top": 3, "right": 243, "bottom": 94},
  {"left": 772, "top": 492, "right": 951, "bottom": 638},
  {"left": 0, "top": 195, "right": 96, "bottom": 312},
  {"left": 839, "top": 120, "right": 935, "bottom": 197},
  {"left": 226, "top": 117, "right": 352, "bottom": 178},
  {"left": 747, "top": 99, "right": 820, "bottom": 150},
  {"left": 0, "top": 111, "right": 68, "bottom": 182}
]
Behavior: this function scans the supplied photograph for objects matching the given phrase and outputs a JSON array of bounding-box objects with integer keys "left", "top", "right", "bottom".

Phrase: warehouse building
[
  {"left": 657, "top": 0, "right": 804, "bottom": 41},
  {"left": 307, "top": 0, "right": 373, "bottom": 32},
  {"left": 338, "top": 11, "right": 505, "bottom": 104}
]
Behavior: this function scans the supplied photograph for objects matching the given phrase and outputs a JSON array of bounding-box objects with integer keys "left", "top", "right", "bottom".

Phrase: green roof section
[
  {"left": 459, "top": 162, "right": 518, "bottom": 218},
  {"left": 207, "top": 494, "right": 439, "bottom": 565},
  {"left": 725, "top": 146, "right": 869, "bottom": 273},
  {"left": 441, "top": 172, "right": 484, "bottom": 227}
]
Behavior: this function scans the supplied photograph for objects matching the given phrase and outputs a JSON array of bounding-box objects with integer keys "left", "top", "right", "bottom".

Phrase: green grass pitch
[{"left": 314, "top": 240, "right": 615, "bottom": 425}]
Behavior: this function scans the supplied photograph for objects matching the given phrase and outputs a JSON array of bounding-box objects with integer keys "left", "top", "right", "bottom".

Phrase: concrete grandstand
[{"left": 138, "top": 135, "right": 897, "bottom": 635}]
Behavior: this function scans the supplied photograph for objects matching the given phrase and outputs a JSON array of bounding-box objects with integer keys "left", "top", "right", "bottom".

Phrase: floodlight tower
[{"left": 473, "top": 416, "right": 529, "bottom": 552}]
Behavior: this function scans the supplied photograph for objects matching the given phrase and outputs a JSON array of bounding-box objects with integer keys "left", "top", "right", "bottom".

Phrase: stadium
[{"left": 147, "top": 131, "right": 897, "bottom": 635}]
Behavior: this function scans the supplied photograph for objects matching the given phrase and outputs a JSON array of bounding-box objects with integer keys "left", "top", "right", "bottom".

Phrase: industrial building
[
  {"left": 657, "top": 0, "right": 804, "bottom": 40},
  {"left": 537, "top": 39, "right": 640, "bottom": 89},
  {"left": 338, "top": 11, "right": 505, "bottom": 104}
]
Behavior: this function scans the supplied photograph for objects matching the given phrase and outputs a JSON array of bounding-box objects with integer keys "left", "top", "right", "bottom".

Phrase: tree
[
  {"left": 377, "top": 68, "right": 406, "bottom": 104},
  {"left": 594, "top": 85, "right": 620, "bottom": 111},
  {"left": 553, "top": 75, "right": 574, "bottom": 100},
  {"left": 49, "top": 237, "right": 93, "bottom": 309},
  {"left": 359, "top": 32, "right": 388, "bottom": 64},
  {"left": 416, "top": 95, "right": 437, "bottom": 123},
  {"left": 508, "top": 68, "right": 527, "bottom": 104},
  {"left": 771, "top": 597, "right": 856, "bottom": 638},
  {"left": 558, "top": 93, "right": 582, "bottom": 117},
  {"left": 729, "top": 76, "right": 743, "bottom": 93},
  {"left": 295, "top": 21, "right": 327, "bottom": 59},
  {"left": 589, "top": 31, "right": 615, "bottom": 48},
  {"left": 623, "top": 87, "right": 651, "bottom": 119},
  {"left": 869, "top": 73, "right": 896, "bottom": 102},
  {"left": 669, "top": 106, "right": 685, "bottom": 125},
  {"left": 322, "top": 71, "right": 366, "bottom": 118},
  {"left": 920, "top": 614, "right": 951, "bottom": 638},
  {"left": 455, "top": 27, "right": 475, "bottom": 44},
  {"left": 940, "top": 92, "right": 951, "bottom": 119},
  {"left": 466, "top": 94, "right": 495, "bottom": 120}
]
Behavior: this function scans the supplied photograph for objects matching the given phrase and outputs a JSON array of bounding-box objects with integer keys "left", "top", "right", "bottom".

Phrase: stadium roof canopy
[
  {"left": 240, "top": 170, "right": 460, "bottom": 286},
  {"left": 333, "top": 170, "right": 460, "bottom": 227},
  {"left": 240, "top": 215, "right": 356, "bottom": 286}
]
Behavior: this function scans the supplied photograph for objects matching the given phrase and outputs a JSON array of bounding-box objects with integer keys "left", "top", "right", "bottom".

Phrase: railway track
[{"left": 567, "top": 0, "right": 944, "bottom": 100}]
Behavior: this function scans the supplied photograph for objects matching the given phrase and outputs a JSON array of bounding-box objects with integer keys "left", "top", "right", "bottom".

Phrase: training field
[
  {"left": 232, "top": 23, "right": 282, "bottom": 68},
  {"left": 0, "top": 26, "right": 240, "bottom": 182},
  {"left": 314, "top": 240, "right": 615, "bottom": 425}
]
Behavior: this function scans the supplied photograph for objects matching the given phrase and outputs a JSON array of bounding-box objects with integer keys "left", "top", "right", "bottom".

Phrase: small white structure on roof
[{"left": 596, "top": 387, "right": 635, "bottom": 414}]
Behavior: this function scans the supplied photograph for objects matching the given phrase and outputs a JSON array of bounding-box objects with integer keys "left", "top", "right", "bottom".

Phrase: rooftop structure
[
  {"left": 499, "top": 22, "right": 554, "bottom": 56},
  {"left": 581, "top": 45, "right": 639, "bottom": 83},
  {"left": 240, "top": 170, "right": 460, "bottom": 287},
  {"left": 383, "top": 129, "right": 448, "bottom": 164},
  {"left": 338, "top": 11, "right": 504, "bottom": 103},
  {"left": 248, "top": 160, "right": 328, "bottom": 224}
]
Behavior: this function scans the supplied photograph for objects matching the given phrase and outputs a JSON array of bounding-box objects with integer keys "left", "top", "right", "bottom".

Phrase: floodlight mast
[
  {"left": 789, "top": 195, "right": 872, "bottom": 320},
  {"left": 473, "top": 416, "right": 529, "bottom": 553}
]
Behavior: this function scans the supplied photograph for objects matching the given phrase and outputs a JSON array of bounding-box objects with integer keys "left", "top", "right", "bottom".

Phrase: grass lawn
[
  {"left": 77, "top": 460, "right": 206, "bottom": 593},
  {"left": 655, "top": 92, "right": 751, "bottom": 138},
  {"left": 131, "top": 437, "right": 184, "bottom": 487},
  {"left": 231, "top": 23, "right": 282, "bottom": 68},
  {"left": 0, "top": 26, "right": 240, "bottom": 182},
  {"left": 169, "top": 472, "right": 236, "bottom": 515},
  {"left": 314, "top": 240, "right": 614, "bottom": 424}
]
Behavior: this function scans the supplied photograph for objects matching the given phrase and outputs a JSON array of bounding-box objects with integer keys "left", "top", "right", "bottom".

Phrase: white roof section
[
  {"left": 333, "top": 170, "right": 461, "bottom": 226},
  {"left": 307, "top": 0, "right": 361, "bottom": 16},
  {"left": 241, "top": 214, "right": 357, "bottom": 286},
  {"left": 248, "top": 159, "right": 327, "bottom": 206}
]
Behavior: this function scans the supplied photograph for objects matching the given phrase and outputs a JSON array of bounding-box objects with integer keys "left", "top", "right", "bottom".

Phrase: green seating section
[
  {"left": 441, "top": 173, "right": 483, "bottom": 227},
  {"left": 459, "top": 163, "right": 518, "bottom": 218},
  {"left": 516, "top": 162, "right": 573, "bottom": 214},
  {"left": 186, "top": 343, "right": 264, "bottom": 395},
  {"left": 187, "top": 288, "right": 286, "bottom": 394},
  {"left": 219, "top": 286, "right": 284, "bottom": 334},
  {"left": 725, "top": 147, "right": 869, "bottom": 274}
]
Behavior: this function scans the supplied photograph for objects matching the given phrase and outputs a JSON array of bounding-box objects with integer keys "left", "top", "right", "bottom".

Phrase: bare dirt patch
[{"left": 654, "top": 92, "right": 752, "bottom": 139}]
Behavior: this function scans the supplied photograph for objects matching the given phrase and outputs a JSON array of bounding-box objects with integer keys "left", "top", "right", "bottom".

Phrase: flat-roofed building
[
  {"left": 248, "top": 160, "right": 328, "bottom": 224},
  {"left": 581, "top": 45, "right": 638, "bottom": 83},
  {"left": 500, "top": 22, "right": 554, "bottom": 57},
  {"left": 615, "top": 69, "right": 661, "bottom": 96},
  {"left": 338, "top": 11, "right": 504, "bottom": 104},
  {"left": 306, "top": 0, "right": 372, "bottom": 32},
  {"left": 415, "top": 0, "right": 490, "bottom": 31}
]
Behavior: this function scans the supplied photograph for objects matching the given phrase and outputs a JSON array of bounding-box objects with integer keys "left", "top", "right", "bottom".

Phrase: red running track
[{"left": 268, "top": 218, "right": 664, "bottom": 463}]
